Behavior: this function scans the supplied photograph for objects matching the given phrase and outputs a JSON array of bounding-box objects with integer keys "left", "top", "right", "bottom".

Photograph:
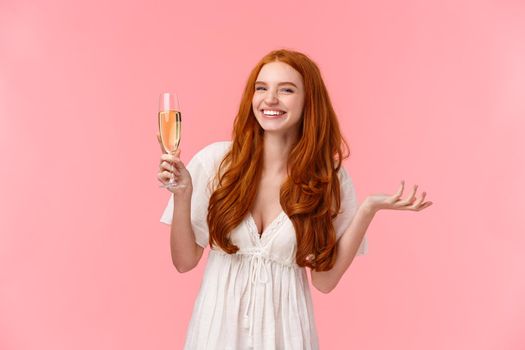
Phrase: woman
[{"left": 157, "top": 49, "right": 432, "bottom": 349}]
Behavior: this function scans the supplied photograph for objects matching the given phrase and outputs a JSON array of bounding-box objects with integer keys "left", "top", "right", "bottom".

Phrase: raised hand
[
  {"left": 157, "top": 133, "right": 193, "bottom": 194},
  {"left": 363, "top": 180, "right": 433, "bottom": 214}
]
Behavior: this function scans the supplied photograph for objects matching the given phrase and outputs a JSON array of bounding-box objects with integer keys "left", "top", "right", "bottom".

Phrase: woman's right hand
[{"left": 157, "top": 134, "right": 193, "bottom": 195}]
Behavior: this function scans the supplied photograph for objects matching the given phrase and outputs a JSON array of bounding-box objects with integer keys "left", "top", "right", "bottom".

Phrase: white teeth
[{"left": 263, "top": 110, "right": 285, "bottom": 116}]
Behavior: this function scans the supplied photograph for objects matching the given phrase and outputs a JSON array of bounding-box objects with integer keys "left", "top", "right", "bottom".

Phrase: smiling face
[{"left": 252, "top": 61, "right": 305, "bottom": 135}]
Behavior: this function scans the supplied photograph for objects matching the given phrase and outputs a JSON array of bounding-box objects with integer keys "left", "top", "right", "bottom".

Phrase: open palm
[{"left": 366, "top": 180, "right": 433, "bottom": 213}]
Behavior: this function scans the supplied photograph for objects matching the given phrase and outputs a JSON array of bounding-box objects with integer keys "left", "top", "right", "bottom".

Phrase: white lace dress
[{"left": 160, "top": 141, "right": 367, "bottom": 350}]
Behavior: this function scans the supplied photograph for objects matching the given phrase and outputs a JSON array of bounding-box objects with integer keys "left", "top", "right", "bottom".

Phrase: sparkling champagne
[{"left": 158, "top": 110, "right": 182, "bottom": 153}]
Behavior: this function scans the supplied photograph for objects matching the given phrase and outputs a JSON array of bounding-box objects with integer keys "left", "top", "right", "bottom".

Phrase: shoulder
[
  {"left": 336, "top": 166, "right": 357, "bottom": 199},
  {"left": 193, "top": 140, "right": 232, "bottom": 162},
  {"left": 336, "top": 166, "right": 351, "bottom": 184},
  {"left": 191, "top": 140, "right": 232, "bottom": 176}
]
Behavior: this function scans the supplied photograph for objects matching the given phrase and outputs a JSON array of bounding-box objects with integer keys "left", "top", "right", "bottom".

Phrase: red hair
[{"left": 207, "top": 49, "right": 350, "bottom": 271}]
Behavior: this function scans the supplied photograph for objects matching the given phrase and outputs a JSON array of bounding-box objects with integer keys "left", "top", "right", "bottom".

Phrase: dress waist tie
[{"left": 242, "top": 252, "right": 270, "bottom": 346}]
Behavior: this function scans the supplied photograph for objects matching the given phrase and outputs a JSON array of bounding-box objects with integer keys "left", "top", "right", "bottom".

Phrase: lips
[
  {"left": 262, "top": 112, "right": 286, "bottom": 119},
  {"left": 261, "top": 109, "right": 287, "bottom": 118}
]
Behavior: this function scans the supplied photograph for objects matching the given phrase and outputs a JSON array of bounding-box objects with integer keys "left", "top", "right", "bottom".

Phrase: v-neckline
[{"left": 248, "top": 210, "right": 286, "bottom": 240}]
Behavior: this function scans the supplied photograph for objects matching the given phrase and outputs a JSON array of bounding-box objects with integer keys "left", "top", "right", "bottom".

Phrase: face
[{"left": 252, "top": 61, "right": 305, "bottom": 135}]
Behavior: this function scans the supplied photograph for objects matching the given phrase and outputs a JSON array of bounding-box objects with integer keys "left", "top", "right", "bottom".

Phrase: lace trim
[
  {"left": 210, "top": 248, "right": 299, "bottom": 269},
  {"left": 247, "top": 211, "right": 287, "bottom": 242}
]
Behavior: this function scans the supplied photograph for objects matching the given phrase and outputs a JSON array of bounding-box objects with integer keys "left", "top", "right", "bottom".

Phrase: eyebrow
[{"left": 255, "top": 81, "right": 298, "bottom": 88}]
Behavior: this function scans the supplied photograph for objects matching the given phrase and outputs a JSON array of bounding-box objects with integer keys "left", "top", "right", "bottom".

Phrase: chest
[{"left": 250, "top": 175, "right": 285, "bottom": 236}]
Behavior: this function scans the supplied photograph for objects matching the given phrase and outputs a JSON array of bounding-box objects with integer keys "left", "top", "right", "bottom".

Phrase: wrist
[
  {"left": 171, "top": 187, "right": 193, "bottom": 200},
  {"left": 361, "top": 197, "right": 379, "bottom": 215}
]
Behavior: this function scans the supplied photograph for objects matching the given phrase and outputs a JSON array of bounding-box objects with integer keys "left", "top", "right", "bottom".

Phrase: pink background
[{"left": 1, "top": 0, "right": 524, "bottom": 349}]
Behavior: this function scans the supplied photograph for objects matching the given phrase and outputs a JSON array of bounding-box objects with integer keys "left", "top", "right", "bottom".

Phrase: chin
[{"left": 260, "top": 124, "right": 295, "bottom": 134}]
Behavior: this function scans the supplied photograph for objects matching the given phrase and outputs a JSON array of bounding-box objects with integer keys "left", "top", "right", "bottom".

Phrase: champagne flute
[{"left": 158, "top": 92, "right": 182, "bottom": 188}]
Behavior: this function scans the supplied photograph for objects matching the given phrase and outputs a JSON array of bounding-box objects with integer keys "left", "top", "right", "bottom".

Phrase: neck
[{"left": 262, "top": 129, "right": 299, "bottom": 177}]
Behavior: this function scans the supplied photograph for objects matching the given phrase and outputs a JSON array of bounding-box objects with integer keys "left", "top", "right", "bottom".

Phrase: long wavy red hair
[{"left": 207, "top": 49, "right": 351, "bottom": 271}]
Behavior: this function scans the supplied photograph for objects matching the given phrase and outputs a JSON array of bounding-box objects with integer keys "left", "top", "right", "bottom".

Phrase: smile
[{"left": 262, "top": 109, "right": 287, "bottom": 118}]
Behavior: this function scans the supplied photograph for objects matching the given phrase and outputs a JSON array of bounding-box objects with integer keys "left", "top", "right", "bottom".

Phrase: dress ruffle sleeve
[{"left": 332, "top": 167, "right": 368, "bottom": 255}]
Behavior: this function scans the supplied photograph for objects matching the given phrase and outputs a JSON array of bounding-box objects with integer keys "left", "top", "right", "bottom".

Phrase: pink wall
[{"left": 1, "top": 0, "right": 524, "bottom": 349}]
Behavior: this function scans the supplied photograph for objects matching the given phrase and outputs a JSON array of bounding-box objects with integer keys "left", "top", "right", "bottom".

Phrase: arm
[
  {"left": 169, "top": 191, "right": 204, "bottom": 273},
  {"left": 310, "top": 179, "right": 433, "bottom": 293},
  {"left": 311, "top": 199, "right": 376, "bottom": 294},
  {"left": 159, "top": 141, "right": 227, "bottom": 273}
]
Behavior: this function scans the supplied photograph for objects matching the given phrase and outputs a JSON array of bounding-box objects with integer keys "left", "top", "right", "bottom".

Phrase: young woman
[{"left": 157, "top": 49, "right": 432, "bottom": 349}]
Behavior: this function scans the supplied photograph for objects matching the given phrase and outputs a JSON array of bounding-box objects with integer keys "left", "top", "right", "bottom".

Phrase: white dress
[{"left": 160, "top": 141, "right": 368, "bottom": 350}]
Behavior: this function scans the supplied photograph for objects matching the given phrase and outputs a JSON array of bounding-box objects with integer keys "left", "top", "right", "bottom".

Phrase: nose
[{"left": 264, "top": 89, "right": 278, "bottom": 104}]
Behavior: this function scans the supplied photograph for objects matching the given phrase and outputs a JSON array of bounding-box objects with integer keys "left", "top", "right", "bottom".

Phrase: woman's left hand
[{"left": 363, "top": 180, "right": 433, "bottom": 214}]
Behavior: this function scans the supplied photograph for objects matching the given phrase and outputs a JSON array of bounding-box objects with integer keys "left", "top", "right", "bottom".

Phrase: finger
[
  {"left": 171, "top": 155, "right": 186, "bottom": 171},
  {"left": 160, "top": 149, "right": 183, "bottom": 162},
  {"left": 397, "top": 184, "right": 418, "bottom": 206},
  {"left": 397, "top": 180, "right": 404, "bottom": 195},
  {"left": 160, "top": 153, "right": 175, "bottom": 163},
  {"left": 393, "top": 180, "right": 405, "bottom": 200},
  {"left": 158, "top": 171, "right": 175, "bottom": 181},
  {"left": 420, "top": 201, "right": 433, "bottom": 209},
  {"left": 406, "top": 184, "right": 418, "bottom": 203},
  {"left": 157, "top": 172, "right": 170, "bottom": 184},
  {"left": 413, "top": 192, "right": 427, "bottom": 208},
  {"left": 160, "top": 161, "right": 180, "bottom": 174},
  {"left": 160, "top": 153, "right": 180, "bottom": 165}
]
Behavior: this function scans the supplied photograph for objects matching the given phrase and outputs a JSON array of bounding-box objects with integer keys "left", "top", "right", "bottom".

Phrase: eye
[
  {"left": 282, "top": 88, "right": 294, "bottom": 93},
  {"left": 255, "top": 86, "right": 266, "bottom": 91}
]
